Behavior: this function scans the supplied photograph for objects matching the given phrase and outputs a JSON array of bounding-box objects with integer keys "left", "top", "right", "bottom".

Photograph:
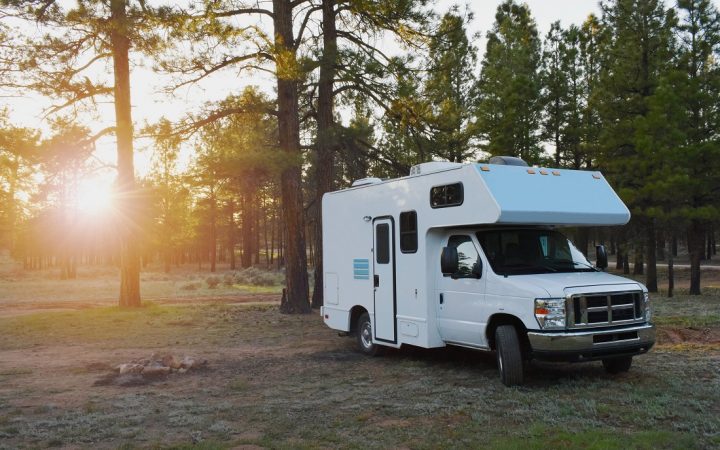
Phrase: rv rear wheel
[
  {"left": 356, "top": 312, "right": 384, "bottom": 356},
  {"left": 495, "top": 325, "right": 524, "bottom": 386},
  {"left": 602, "top": 356, "right": 632, "bottom": 374}
]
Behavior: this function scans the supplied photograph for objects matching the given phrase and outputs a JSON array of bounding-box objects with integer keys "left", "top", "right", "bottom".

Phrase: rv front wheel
[
  {"left": 495, "top": 325, "right": 524, "bottom": 386},
  {"left": 356, "top": 312, "right": 384, "bottom": 356}
]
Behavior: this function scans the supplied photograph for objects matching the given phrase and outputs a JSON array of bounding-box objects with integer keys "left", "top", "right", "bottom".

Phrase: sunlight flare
[{"left": 76, "top": 177, "right": 115, "bottom": 215}]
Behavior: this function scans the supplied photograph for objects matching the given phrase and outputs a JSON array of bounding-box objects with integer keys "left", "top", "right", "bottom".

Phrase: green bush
[
  {"left": 225, "top": 268, "right": 284, "bottom": 286},
  {"left": 206, "top": 276, "right": 221, "bottom": 289}
]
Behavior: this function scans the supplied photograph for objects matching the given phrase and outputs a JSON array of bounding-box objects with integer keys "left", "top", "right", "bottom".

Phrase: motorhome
[{"left": 320, "top": 157, "right": 655, "bottom": 386}]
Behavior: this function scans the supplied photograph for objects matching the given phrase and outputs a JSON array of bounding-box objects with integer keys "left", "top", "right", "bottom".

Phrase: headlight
[
  {"left": 535, "top": 298, "right": 566, "bottom": 330},
  {"left": 643, "top": 292, "right": 652, "bottom": 322}
]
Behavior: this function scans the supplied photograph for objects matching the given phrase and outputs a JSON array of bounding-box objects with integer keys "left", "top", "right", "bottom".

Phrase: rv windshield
[{"left": 476, "top": 229, "right": 595, "bottom": 276}]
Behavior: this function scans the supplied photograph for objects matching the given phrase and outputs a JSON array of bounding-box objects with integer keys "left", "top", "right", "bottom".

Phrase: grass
[
  {"left": 0, "top": 263, "right": 283, "bottom": 306},
  {"left": 0, "top": 260, "right": 718, "bottom": 448}
]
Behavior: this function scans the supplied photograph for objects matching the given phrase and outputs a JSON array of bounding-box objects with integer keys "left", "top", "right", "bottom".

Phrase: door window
[
  {"left": 447, "top": 235, "right": 481, "bottom": 278},
  {"left": 375, "top": 223, "right": 390, "bottom": 264}
]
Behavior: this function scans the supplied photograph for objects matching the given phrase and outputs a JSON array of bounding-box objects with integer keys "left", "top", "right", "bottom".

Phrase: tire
[
  {"left": 356, "top": 312, "right": 384, "bottom": 356},
  {"left": 495, "top": 325, "right": 524, "bottom": 386},
  {"left": 602, "top": 356, "right": 632, "bottom": 374}
]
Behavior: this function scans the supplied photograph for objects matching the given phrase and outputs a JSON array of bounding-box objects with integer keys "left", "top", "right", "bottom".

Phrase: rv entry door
[{"left": 373, "top": 218, "right": 397, "bottom": 343}]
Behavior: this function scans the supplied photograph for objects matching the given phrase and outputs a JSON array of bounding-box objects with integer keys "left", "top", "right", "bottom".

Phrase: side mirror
[
  {"left": 596, "top": 244, "right": 608, "bottom": 270},
  {"left": 471, "top": 257, "right": 483, "bottom": 279},
  {"left": 441, "top": 246, "right": 459, "bottom": 276}
]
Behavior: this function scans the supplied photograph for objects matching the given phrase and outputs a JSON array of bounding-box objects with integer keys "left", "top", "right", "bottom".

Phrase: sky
[{"left": 4, "top": 0, "right": 711, "bottom": 179}]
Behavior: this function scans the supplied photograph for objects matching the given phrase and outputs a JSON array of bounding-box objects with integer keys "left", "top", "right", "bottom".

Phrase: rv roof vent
[
  {"left": 409, "top": 161, "right": 463, "bottom": 176},
  {"left": 351, "top": 177, "right": 383, "bottom": 187},
  {"left": 488, "top": 156, "right": 529, "bottom": 167}
]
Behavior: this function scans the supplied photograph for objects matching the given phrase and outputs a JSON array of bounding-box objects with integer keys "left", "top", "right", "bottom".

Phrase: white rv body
[{"left": 321, "top": 162, "right": 654, "bottom": 383}]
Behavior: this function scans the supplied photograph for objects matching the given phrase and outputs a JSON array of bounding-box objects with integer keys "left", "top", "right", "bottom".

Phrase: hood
[{"left": 497, "top": 271, "right": 645, "bottom": 298}]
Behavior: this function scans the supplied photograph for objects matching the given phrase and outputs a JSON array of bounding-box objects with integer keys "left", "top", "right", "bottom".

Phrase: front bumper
[{"left": 527, "top": 323, "right": 655, "bottom": 362}]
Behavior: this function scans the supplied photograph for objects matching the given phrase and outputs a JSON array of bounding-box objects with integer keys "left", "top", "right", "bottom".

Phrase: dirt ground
[
  {"left": 0, "top": 299, "right": 718, "bottom": 449},
  {"left": 0, "top": 262, "right": 719, "bottom": 448}
]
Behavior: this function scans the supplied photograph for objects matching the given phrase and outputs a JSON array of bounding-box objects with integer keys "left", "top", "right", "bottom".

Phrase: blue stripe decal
[{"left": 353, "top": 258, "right": 370, "bottom": 280}]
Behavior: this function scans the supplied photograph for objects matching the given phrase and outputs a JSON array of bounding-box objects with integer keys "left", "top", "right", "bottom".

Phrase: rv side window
[
  {"left": 399, "top": 211, "right": 418, "bottom": 253},
  {"left": 430, "top": 183, "right": 464, "bottom": 208},
  {"left": 375, "top": 223, "right": 390, "bottom": 264},
  {"left": 447, "top": 235, "right": 481, "bottom": 278}
]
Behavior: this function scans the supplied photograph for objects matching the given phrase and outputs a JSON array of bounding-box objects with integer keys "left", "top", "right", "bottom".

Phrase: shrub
[
  {"left": 229, "top": 267, "right": 284, "bottom": 286},
  {"left": 206, "top": 276, "right": 221, "bottom": 289},
  {"left": 180, "top": 282, "right": 201, "bottom": 291}
]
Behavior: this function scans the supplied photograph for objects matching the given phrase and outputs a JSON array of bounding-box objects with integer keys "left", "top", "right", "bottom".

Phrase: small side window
[
  {"left": 399, "top": 211, "right": 417, "bottom": 253},
  {"left": 430, "top": 183, "right": 464, "bottom": 208},
  {"left": 375, "top": 223, "right": 390, "bottom": 264}
]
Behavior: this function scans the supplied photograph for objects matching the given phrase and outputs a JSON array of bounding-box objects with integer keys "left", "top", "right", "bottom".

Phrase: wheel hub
[{"left": 361, "top": 322, "right": 373, "bottom": 349}]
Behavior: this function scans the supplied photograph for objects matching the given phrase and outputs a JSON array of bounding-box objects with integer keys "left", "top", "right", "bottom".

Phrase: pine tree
[
  {"left": 1, "top": 0, "right": 162, "bottom": 306},
  {"left": 424, "top": 11, "right": 480, "bottom": 162},
  {"left": 477, "top": 0, "right": 543, "bottom": 163},
  {"left": 639, "top": 0, "right": 720, "bottom": 294},
  {"left": 597, "top": 0, "right": 676, "bottom": 293}
]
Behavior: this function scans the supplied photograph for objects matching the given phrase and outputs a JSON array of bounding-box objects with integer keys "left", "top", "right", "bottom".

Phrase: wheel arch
[
  {"left": 486, "top": 313, "right": 531, "bottom": 354},
  {"left": 349, "top": 305, "right": 368, "bottom": 333}
]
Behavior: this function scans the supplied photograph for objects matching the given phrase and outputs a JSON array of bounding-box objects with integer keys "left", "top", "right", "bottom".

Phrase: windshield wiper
[{"left": 566, "top": 260, "right": 599, "bottom": 271}]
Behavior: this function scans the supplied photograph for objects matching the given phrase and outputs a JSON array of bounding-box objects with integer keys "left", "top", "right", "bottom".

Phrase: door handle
[
  {"left": 439, "top": 293, "right": 444, "bottom": 304},
  {"left": 374, "top": 275, "right": 379, "bottom": 287}
]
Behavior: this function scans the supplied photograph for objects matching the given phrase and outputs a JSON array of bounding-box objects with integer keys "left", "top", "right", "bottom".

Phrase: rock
[
  {"left": 118, "top": 363, "right": 144, "bottom": 375},
  {"left": 162, "top": 354, "right": 182, "bottom": 369},
  {"left": 180, "top": 356, "right": 208, "bottom": 370},
  {"left": 142, "top": 364, "right": 171, "bottom": 377}
]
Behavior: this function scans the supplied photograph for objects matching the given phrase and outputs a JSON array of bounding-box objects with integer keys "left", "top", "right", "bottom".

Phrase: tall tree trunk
[
  {"left": 707, "top": 229, "right": 713, "bottom": 260},
  {"left": 667, "top": 237, "right": 674, "bottom": 298},
  {"left": 645, "top": 221, "right": 657, "bottom": 293},
  {"left": 688, "top": 220, "right": 703, "bottom": 295},
  {"left": 111, "top": 0, "right": 140, "bottom": 307},
  {"left": 210, "top": 195, "right": 217, "bottom": 273},
  {"left": 274, "top": 0, "right": 310, "bottom": 313},
  {"left": 623, "top": 254, "right": 629, "bottom": 274},
  {"left": 616, "top": 245, "right": 624, "bottom": 271},
  {"left": 269, "top": 204, "right": 275, "bottom": 266},
  {"left": 241, "top": 192, "right": 252, "bottom": 268},
  {"left": 254, "top": 195, "right": 261, "bottom": 265},
  {"left": 263, "top": 198, "right": 270, "bottom": 267},
  {"left": 228, "top": 199, "right": 236, "bottom": 270},
  {"left": 633, "top": 249, "right": 644, "bottom": 275},
  {"left": 672, "top": 234, "right": 678, "bottom": 257},
  {"left": 311, "top": 0, "right": 337, "bottom": 309},
  {"left": 7, "top": 156, "right": 19, "bottom": 253}
]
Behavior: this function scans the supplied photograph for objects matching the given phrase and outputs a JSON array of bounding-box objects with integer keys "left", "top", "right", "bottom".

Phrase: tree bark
[
  {"left": 615, "top": 246, "right": 624, "bottom": 271},
  {"left": 111, "top": 0, "right": 140, "bottom": 307},
  {"left": 210, "top": 194, "right": 217, "bottom": 273},
  {"left": 707, "top": 229, "right": 713, "bottom": 260},
  {"left": 623, "top": 254, "right": 629, "bottom": 274},
  {"left": 310, "top": 0, "right": 338, "bottom": 309},
  {"left": 633, "top": 248, "right": 644, "bottom": 275},
  {"left": 274, "top": 0, "right": 310, "bottom": 314},
  {"left": 241, "top": 192, "right": 253, "bottom": 268},
  {"left": 688, "top": 220, "right": 703, "bottom": 295},
  {"left": 667, "top": 237, "right": 674, "bottom": 298},
  {"left": 228, "top": 199, "right": 236, "bottom": 270},
  {"left": 645, "top": 221, "right": 657, "bottom": 293}
]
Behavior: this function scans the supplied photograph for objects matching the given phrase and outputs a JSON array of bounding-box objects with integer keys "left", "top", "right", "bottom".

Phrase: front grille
[{"left": 570, "top": 291, "right": 644, "bottom": 328}]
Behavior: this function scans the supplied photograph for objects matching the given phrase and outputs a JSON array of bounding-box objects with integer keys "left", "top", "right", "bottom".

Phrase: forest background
[{"left": 0, "top": 0, "right": 719, "bottom": 312}]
